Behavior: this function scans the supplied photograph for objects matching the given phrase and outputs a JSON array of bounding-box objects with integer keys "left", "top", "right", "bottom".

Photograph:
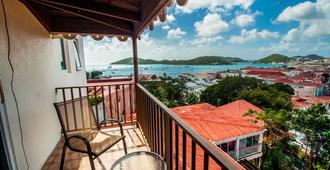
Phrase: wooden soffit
[{"left": 19, "top": 0, "right": 189, "bottom": 41}]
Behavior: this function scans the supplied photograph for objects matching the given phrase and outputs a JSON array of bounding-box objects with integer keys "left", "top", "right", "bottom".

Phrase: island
[{"left": 111, "top": 56, "right": 246, "bottom": 65}]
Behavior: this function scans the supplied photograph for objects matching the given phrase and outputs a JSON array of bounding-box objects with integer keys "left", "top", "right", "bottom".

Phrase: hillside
[
  {"left": 291, "top": 54, "right": 324, "bottom": 61},
  {"left": 256, "top": 54, "right": 291, "bottom": 63},
  {"left": 111, "top": 58, "right": 161, "bottom": 64},
  {"left": 112, "top": 56, "right": 246, "bottom": 65}
]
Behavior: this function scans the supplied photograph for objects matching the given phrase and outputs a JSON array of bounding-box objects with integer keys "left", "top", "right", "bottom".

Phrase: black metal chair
[{"left": 54, "top": 97, "right": 127, "bottom": 170}]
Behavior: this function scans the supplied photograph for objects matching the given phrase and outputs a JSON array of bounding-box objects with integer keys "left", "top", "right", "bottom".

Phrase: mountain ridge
[{"left": 112, "top": 56, "right": 246, "bottom": 65}]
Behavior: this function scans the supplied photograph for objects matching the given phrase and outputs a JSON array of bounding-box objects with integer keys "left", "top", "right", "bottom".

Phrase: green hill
[
  {"left": 111, "top": 58, "right": 160, "bottom": 64},
  {"left": 112, "top": 56, "right": 246, "bottom": 65},
  {"left": 291, "top": 54, "right": 324, "bottom": 61},
  {"left": 256, "top": 54, "right": 291, "bottom": 63}
]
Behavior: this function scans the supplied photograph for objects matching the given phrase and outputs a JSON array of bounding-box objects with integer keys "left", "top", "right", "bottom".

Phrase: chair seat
[{"left": 68, "top": 131, "right": 124, "bottom": 156}]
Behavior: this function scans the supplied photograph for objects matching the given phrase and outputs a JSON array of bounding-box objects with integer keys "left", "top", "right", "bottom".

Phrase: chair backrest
[{"left": 54, "top": 97, "right": 99, "bottom": 139}]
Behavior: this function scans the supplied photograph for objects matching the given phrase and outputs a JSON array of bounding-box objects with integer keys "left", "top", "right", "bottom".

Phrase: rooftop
[{"left": 171, "top": 100, "right": 264, "bottom": 142}]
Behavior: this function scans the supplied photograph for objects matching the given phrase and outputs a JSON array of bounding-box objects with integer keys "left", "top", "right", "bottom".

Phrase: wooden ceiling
[{"left": 19, "top": 0, "right": 172, "bottom": 37}]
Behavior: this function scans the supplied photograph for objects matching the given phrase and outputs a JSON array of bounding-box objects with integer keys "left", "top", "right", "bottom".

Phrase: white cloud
[
  {"left": 235, "top": 14, "right": 255, "bottom": 27},
  {"left": 167, "top": 28, "right": 187, "bottom": 39},
  {"left": 83, "top": 33, "right": 174, "bottom": 65},
  {"left": 155, "top": 14, "right": 176, "bottom": 26},
  {"left": 283, "top": 28, "right": 300, "bottom": 42},
  {"left": 229, "top": 29, "right": 279, "bottom": 44},
  {"left": 276, "top": 0, "right": 330, "bottom": 37},
  {"left": 162, "top": 25, "right": 170, "bottom": 30},
  {"left": 176, "top": 0, "right": 254, "bottom": 14},
  {"left": 195, "top": 13, "right": 229, "bottom": 37}
]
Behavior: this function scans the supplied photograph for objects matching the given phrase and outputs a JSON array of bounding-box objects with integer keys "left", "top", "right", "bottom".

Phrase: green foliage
[
  {"left": 90, "top": 70, "right": 103, "bottom": 79},
  {"left": 256, "top": 54, "right": 290, "bottom": 63},
  {"left": 238, "top": 84, "right": 293, "bottom": 110},
  {"left": 140, "top": 76, "right": 188, "bottom": 108},
  {"left": 200, "top": 76, "right": 263, "bottom": 106},
  {"left": 186, "top": 93, "right": 199, "bottom": 105},
  {"left": 290, "top": 104, "right": 330, "bottom": 169},
  {"left": 88, "top": 96, "right": 103, "bottom": 106},
  {"left": 112, "top": 56, "right": 246, "bottom": 65},
  {"left": 151, "top": 74, "right": 157, "bottom": 79},
  {"left": 86, "top": 71, "right": 90, "bottom": 79},
  {"left": 268, "top": 83, "right": 295, "bottom": 95}
]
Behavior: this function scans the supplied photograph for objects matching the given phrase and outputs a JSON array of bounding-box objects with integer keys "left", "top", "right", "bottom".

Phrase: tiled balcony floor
[{"left": 42, "top": 126, "right": 149, "bottom": 170}]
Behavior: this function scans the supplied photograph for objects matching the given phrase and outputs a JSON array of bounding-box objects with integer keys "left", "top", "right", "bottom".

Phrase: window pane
[
  {"left": 239, "top": 138, "right": 246, "bottom": 149},
  {"left": 220, "top": 143, "right": 227, "bottom": 151},
  {"left": 73, "top": 40, "right": 82, "bottom": 71},
  {"left": 228, "top": 141, "right": 236, "bottom": 151},
  {"left": 246, "top": 136, "right": 253, "bottom": 147},
  {"left": 60, "top": 39, "right": 66, "bottom": 70}
]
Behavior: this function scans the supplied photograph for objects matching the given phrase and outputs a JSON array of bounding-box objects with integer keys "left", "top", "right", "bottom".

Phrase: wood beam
[
  {"left": 134, "top": 0, "right": 168, "bottom": 35},
  {"left": 31, "top": 0, "right": 141, "bottom": 23},
  {"left": 51, "top": 17, "right": 130, "bottom": 36},
  {"left": 132, "top": 35, "right": 139, "bottom": 84},
  {"left": 19, "top": 0, "right": 52, "bottom": 31},
  {"left": 30, "top": 0, "right": 133, "bottom": 34}
]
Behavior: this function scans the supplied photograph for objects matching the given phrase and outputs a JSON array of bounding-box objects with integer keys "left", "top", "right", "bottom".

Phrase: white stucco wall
[{"left": 0, "top": 0, "right": 87, "bottom": 169}]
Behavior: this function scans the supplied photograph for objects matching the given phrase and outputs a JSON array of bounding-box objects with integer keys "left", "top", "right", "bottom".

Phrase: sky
[{"left": 84, "top": 0, "right": 330, "bottom": 65}]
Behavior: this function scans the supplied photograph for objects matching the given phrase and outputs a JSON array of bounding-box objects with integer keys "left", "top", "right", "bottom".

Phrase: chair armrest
[
  {"left": 105, "top": 118, "right": 122, "bottom": 125},
  {"left": 67, "top": 135, "right": 93, "bottom": 153},
  {"left": 104, "top": 119, "right": 125, "bottom": 136}
]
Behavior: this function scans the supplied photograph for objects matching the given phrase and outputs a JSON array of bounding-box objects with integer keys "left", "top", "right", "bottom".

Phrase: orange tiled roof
[{"left": 171, "top": 100, "right": 264, "bottom": 142}]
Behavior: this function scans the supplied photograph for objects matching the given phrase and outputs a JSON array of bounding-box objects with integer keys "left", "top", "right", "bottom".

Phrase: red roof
[
  {"left": 292, "top": 95, "right": 330, "bottom": 108},
  {"left": 246, "top": 71, "right": 286, "bottom": 78},
  {"left": 171, "top": 101, "right": 262, "bottom": 170},
  {"left": 172, "top": 100, "right": 264, "bottom": 142}
]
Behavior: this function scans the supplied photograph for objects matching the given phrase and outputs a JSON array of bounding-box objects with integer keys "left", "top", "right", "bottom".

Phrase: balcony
[{"left": 44, "top": 82, "right": 245, "bottom": 169}]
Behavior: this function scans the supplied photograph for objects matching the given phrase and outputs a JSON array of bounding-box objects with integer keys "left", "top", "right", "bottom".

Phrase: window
[
  {"left": 239, "top": 135, "right": 259, "bottom": 149},
  {"left": 219, "top": 140, "right": 236, "bottom": 152},
  {"left": 60, "top": 39, "right": 66, "bottom": 70},
  {"left": 73, "top": 40, "right": 82, "bottom": 71}
]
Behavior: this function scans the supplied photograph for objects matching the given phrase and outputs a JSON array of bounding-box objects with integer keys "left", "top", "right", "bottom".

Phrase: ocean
[{"left": 86, "top": 62, "right": 285, "bottom": 78}]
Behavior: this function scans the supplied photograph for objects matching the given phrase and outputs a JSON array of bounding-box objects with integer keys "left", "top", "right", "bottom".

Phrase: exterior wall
[
  {"left": 214, "top": 131, "right": 265, "bottom": 161},
  {"left": 0, "top": 0, "right": 87, "bottom": 169}
]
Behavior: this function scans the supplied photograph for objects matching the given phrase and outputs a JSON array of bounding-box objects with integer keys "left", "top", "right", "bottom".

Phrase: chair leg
[
  {"left": 88, "top": 153, "right": 96, "bottom": 170},
  {"left": 123, "top": 138, "right": 128, "bottom": 154},
  {"left": 60, "top": 144, "right": 67, "bottom": 170}
]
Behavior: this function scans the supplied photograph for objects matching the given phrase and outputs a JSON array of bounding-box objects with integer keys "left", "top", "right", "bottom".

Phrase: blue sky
[{"left": 84, "top": 0, "right": 330, "bottom": 65}]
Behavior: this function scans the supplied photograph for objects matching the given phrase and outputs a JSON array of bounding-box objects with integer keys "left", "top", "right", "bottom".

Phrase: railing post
[
  {"left": 132, "top": 35, "right": 139, "bottom": 127},
  {"left": 132, "top": 35, "right": 139, "bottom": 84},
  {"left": 164, "top": 115, "right": 172, "bottom": 170}
]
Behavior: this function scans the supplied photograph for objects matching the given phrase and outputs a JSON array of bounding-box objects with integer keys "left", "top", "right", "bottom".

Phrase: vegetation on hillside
[
  {"left": 112, "top": 56, "right": 246, "bottom": 65},
  {"left": 140, "top": 75, "right": 196, "bottom": 107},
  {"left": 256, "top": 54, "right": 291, "bottom": 63},
  {"left": 200, "top": 76, "right": 263, "bottom": 106},
  {"left": 291, "top": 54, "right": 325, "bottom": 61}
]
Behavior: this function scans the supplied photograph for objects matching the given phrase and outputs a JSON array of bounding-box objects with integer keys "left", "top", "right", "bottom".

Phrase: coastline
[{"left": 87, "top": 62, "right": 286, "bottom": 78}]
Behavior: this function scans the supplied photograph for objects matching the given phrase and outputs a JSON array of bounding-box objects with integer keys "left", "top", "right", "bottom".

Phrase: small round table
[{"left": 111, "top": 151, "right": 166, "bottom": 170}]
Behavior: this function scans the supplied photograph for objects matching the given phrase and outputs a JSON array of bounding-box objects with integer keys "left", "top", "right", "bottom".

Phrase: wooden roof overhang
[{"left": 19, "top": 0, "right": 189, "bottom": 41}]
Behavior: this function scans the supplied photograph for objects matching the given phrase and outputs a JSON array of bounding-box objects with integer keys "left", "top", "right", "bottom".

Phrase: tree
[
  {"left": 140, "top": 76, "right": 188, "bottom": 108},
  {"left": 90, "top": 70, "right": 103, "bottom": 79},
  {"left": 200, "top": 76, "right": 263, "bottom": 106},
  {"left": 268, "top": 83, "right": 295, "bottom": 95},
  {"left": 245, "top": 109, "right": 292, "bottom": 169},
  {"left": 238, "top": 85, "right": 293, "bottom": 111},
  {"left": 151, "top": 74, "right": 157, "bottom": 80},
  {"left": 290, "top": 104, "right": 330, "bottom": 169},
  {"left": 186, "top": 93, "right": 199, "bottom": 105}
]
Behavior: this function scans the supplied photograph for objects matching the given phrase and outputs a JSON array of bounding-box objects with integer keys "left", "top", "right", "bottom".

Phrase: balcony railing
[
  {"left": 239, "top": 144, "right": 261, "bottom": 159},
  {"left": 136, "top": 84, "right": 244, "bottom": 170},
  {"left": 55, "top": 82, "right": 136, "bottom": 131},
  {"left": 55, "top": 82, "right": 245, "bottom": 169}
]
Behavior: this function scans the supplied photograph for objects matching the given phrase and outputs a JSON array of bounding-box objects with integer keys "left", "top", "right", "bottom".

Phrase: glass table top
[{"left": 111, "top": 151, "right": 166, "bottom": 170}]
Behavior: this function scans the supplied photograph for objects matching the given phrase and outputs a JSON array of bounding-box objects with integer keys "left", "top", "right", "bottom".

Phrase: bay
[{"left": 86, "top": 62, "right": 285, "bottom": 78}]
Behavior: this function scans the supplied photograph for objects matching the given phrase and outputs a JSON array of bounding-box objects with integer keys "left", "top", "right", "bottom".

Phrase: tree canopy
[{"left": 200, "top": 76, "right": 263, "bottom": 106}]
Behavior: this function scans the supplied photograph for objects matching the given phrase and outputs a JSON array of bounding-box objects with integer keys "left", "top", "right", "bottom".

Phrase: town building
[{"left": 172, "top": 100, "right": 265, "bottom": 167}]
